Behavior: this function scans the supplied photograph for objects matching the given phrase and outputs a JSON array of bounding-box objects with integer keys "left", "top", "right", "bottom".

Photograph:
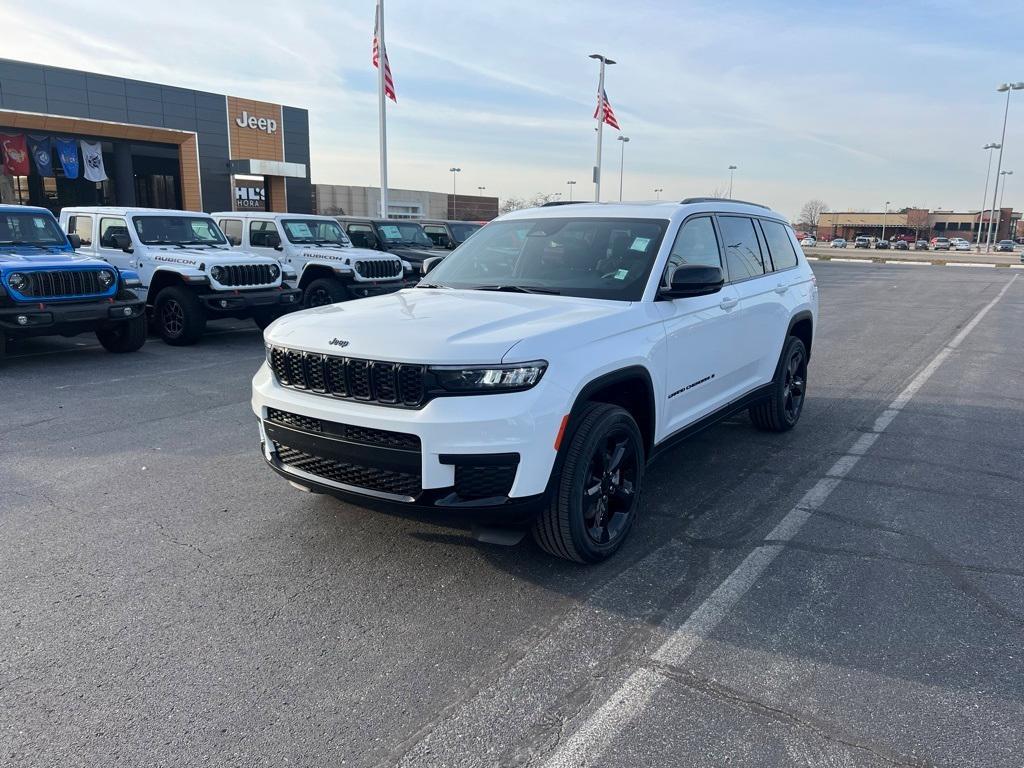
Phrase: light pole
[
  {"left": 589, "top": 53, "right": 616, "bottom": 202},
  {"left": 654, "top": 187, "right": 663, "bottom": 200},
  {"left": 566, "top": 180, "right": 576, "bottom": 201},
  {"left": 477, "top": 185, "right": 486, "bottom": 195},
  {"left": 728, "top": 165, "right": 737, "bottom": 198},
  {"left": 996, "top": 170, "right": 1013, "bottom": 240},
  {"left": 616, "top": 136, "right": 630, "bottom": 202},
  {"left": 449, "top": 167, "right": 461, "bottom": 219},
  {"left": 881, "top": 200, "right": 891, "bottom": 242},
  {"left": 986, "top": 82, "right": 1024, "bottom": 252},
  {"left": 978, "top": 142, "right": 1001, "bottom": 249}
]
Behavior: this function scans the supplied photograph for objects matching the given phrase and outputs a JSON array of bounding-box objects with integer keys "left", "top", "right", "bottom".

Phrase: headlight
[
  {"left": 97, "top": 269, "right": 115, "bottom": 289},
  {"left": 269, "top": 264, "right": 281, "bottom": 280},
  {"left": 430, "top": 361, "right": 547, "bottom": 393},
  {"left": 7, "top": 272, "right": 28, "bottom": 292},
  {"left": 210, "top": 266, "right": 224, "bottom": 282}
]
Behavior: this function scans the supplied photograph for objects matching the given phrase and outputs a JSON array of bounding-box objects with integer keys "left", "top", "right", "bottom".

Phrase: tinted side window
[
  {"left": 249, "top": 220, "right": 279, "bottom": 248},
  {"left": 665, "top": 217, "right": 721, "bottom": 283},
  {"left": 220, "top": 219, "right": 242, "bottom": 243},
  {"left": 68, "top": 215, "right": 93, "bottom": 246},
  {"left": 718, "top": 216, "right": 765, "bottom": 281},
  {"left": 760, "top": 220, "right": 799, "bottom": 271},
  {"left": 99, "top": 217, "right": 129, "bottom": 249}
]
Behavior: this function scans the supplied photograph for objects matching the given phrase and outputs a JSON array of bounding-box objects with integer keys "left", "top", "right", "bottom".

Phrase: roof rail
[
  {"left": 540, "top": 200, "right": 589, "bottom": 207},
  {"left": 680, "top": 197, "right": 770, "bottom": 210}
]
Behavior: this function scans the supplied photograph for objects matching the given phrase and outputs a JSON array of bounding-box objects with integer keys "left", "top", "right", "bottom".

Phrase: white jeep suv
[{"left": 252, "top": 199, "right": 818, "bottom": 562}]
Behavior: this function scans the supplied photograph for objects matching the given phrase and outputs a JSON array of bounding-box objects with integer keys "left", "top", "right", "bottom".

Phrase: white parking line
[
  {"left": 947, "top": 262, "right": 996, "bottom": 268},
  {"left": 541, "top": 274, "right": 1019, "bottom": 768},
  {"left": 885, "top": 259, "right": 929, "bottom": 265}
]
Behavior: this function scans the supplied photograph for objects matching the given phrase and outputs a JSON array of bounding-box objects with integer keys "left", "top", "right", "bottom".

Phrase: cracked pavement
[{"left": 2, "top": 263, "right": 1022, "bottom": 767}]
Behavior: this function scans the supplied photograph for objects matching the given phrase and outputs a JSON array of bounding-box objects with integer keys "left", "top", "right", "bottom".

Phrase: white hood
[
  {"left": 148, "top": 246, "right": 279, "bottom": 268},
  {"left": 292, "top": 245, "right": 399, "bottom": 264},
  {"left": 265, "top": 288, "right": 633, "bottom": 365}
]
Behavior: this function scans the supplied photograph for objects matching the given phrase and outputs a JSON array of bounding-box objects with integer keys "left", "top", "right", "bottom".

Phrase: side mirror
[
  {"left": 350, "top": 231, "right": 380, "bottom": 250},
  {"left": 422, "top": 256, "right": 444, "bottom": 275},
  {"left": 265, "top": 232, "right": 282, "bottom": 250},
  {"left": 659, "top": 265, "right": 724, "bottom": 299},
  {"left": 227, "top": 235, "right": 241, "bottom": 247},
  {"left": 67, "top": 233, "right": 82, "bottom": 249},
  {"left": 112, "top": 233, "right": 134, "bottom": 253}
]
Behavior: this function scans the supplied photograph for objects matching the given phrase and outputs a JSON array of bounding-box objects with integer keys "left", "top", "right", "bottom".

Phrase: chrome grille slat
[{"left": 268, "top": 345, "right": 426, "bottom": 408}]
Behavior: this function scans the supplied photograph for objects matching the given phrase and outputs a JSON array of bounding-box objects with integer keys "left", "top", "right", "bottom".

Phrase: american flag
[
  {"left": 593, "top": 88, "right": 619, "bottom": 130},
  {"left": 372, "top": 5, "right": 397, "bottom": 102}
]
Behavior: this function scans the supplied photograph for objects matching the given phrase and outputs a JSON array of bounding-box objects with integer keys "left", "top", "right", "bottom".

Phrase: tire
[
  {"left": 749, "top": 335, "right": 808, "bottom": 432},
  {"left": 532, "top": 403, "right": 644, "bottom": 563},
  {"left": 303, "top": 278, "right": 349, "bottom": 308},
  {"left": 153, "top": 285, "right": 206, "bottom": 346},
  {"left": 252, "top": 310, "right": 279, "bottom": 331},
  {"left": 96, "top": 315, "right": 147, "bottom": 353}
]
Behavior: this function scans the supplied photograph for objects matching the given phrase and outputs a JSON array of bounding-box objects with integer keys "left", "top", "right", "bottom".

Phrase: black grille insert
[
  {"left": 266, "top": 408, "right": 420, "bottom": 451},
  {"left": 454, "top": 464, "right": 518, "bottom": 500},
  {"left": 15, "top": 269, "right": 108, "bottom": 298},
  {"left": 217, "top": 264, "right": 275, "bottom": 286},
  {"left": 269, "top": 346, "right": 427, "bottom": 408},
  {"left": 274, "top": 443, "right": 421, "bottom": 497},
  {"left": 355, "top": 259, "right": 402, "bottom": 280}
]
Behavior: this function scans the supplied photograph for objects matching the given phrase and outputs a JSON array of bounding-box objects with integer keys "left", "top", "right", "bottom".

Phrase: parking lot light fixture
[
  {"left": 567, "top": 180, "right": 576, "bottom": 201},
  {"left": 987, "top": 82, "right": 1024, "bottom": 252},
  {"left": 449, "top": 167, "right": 461, "bottom": 218},
  {"left": 654, "top": 187, "right": 663, "bottom": 200},
  {"left": 978, "top": 143, "right": 1001, "bottom": 249},
  {"left": 617, "top": 136, "right": 630, "bottom": 202},
  {"left": 881, "top": 201, "right": 891, "bottom": 242},
  {"left": 728, "top": 165, "right": 737, "bottom": 198},
  {"left": 997, "top": 170, "right": 1013, "bottom": 238}
]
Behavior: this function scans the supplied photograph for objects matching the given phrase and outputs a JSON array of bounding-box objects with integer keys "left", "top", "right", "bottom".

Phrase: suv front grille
[
  {"left": 13, "top": 269, "right": 110, "bottom": 299},
  {"left": 355, "top": 259, "right": 402, "bottom": 280},
  {"left": 266, "top": 408, "right": 420, "bottom": 450},
  {"left": 217, "top": 264, "right": 276, "bottom": 287},
  {"left": 268, "top": 345, "right": 426, "bottom": 407},
  {"left": 274, "top": 443, "right": 422, "bottom": 497}
]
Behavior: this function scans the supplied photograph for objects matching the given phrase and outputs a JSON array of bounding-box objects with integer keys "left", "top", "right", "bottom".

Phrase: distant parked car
[
  {"left": 950, "top": 237, "right": 968, "bottom": 248},
  {"left": 995, "top": 240, "right": 1015, "bottom": 252},
  {"left": 830, "top": 238, "right": 847, "bottom": 248},
  {"left": 954, "top": 240, "right": 971, "bottom": 252},
  {"left": 874, "top": 239, "right": 890, "bottom": 250},
  {"left": 893, "top": 240, "right": 909, "bottom": 250},
  {"left": 854, "top": 236, "right": 871, "bottom": 249},
  {"left": 800, "top": 237, "right": 817, "bottom": 247},
  {"left": 932, "top": 237, "right": 951, "bottom": 251},
  {"left": 914, "top": 240, "right": 929, "bottom": 250}
]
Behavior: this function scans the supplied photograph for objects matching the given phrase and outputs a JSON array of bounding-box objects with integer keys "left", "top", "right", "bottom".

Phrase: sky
[{"left": 7, "top": 0, "right": 1024, "bottom": 219}]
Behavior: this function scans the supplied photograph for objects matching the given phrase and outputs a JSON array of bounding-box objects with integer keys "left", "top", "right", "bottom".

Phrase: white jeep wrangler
[
  {"left": 252, "top": 199, "right": 818, "bottom": 562},
  {"left": 61, "top": 207, "right": 301, "bottom": 345},
  {"left": 212, "top": 211, "right": 409, "bottom": 308}
]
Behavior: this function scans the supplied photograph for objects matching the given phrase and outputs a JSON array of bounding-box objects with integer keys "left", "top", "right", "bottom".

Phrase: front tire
[
  {"left": 96, "top": 315, "right": 147, "bottom": 353},
  {"left": 750, "top": 335, "right": 808, "bottom": 432},
  {"left": 532, "top": 403, "right": 644, "bottom": 563},
  {"left": 154, "top": 286, "right": 206, "bottom": 346},
  {"left": 303, "top": 278, "right": 350, "bottom": 308}
]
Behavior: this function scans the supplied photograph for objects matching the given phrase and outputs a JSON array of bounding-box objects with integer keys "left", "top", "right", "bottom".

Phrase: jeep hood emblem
[{"left": 329, "top": 338, "right": 350, "bottom": 348}]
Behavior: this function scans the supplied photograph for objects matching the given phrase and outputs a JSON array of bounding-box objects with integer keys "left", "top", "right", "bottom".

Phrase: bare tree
[
  {"left": 797, "top": 199, "right": 829, "bottom": 232},
  {"left": 501, "top": 192, "right": 564, "bottom": 214},
  {"left": 499, "top": 197, "right": 528, "bottom": 215},
  {"left": 708, "top": 185, "right": 729, "bottom": 199}
]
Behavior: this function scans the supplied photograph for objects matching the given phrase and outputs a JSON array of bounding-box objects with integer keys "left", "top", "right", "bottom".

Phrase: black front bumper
[
  {"left": 0, "top": 295, "right": 145, "bottom": 338},
  {"left": 197, "top": 286, "right": 302, "bottom": 316}
]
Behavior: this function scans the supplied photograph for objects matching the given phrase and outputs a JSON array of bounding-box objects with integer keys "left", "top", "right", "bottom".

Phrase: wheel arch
[
  {"left": 298, "top": 264, "right": 344, "bottom": 290},
  {"left": 147, "top": 269, "right": 187, "bottom": 305},
  {"left": 787, "top": 311, "right": 814, "bottom": 359},
  {"left": 569, "top": 365, "right": 657, "bottom": 458}
]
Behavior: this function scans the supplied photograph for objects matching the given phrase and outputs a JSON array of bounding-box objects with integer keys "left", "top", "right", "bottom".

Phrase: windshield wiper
[
  {"left": 416, "top": 282, "right": 449, "bottom": 289},
  {"left": 0, "top": 241, "right": 54, "bottom": 248},
  {"left": 468, "top": 284, "right": 561, "bottom": 295}
]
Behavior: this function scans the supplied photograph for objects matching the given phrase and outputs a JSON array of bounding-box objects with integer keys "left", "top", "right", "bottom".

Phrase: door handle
[
  {"left": 719, "top": 297, "right": 739, "bottom": 310},
  {"left": 774, "top": 282, "right": 788, "bottom": 294}
]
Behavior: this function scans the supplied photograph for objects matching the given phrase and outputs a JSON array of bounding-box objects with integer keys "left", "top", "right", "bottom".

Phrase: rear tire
[
  {"left": 96, "top": 315, "right": 147, "bottom": 353},
  {"left": 303, "top": 278, "right": 349, "bottom": 308},
  {"left": 532, "top": 403, "right": 644, "bottom": 563},
  {"left": 750, "top": 335, "right": 808, "bottom": 432},
  {"left": 154, "top": 286, "right": 206, "bottom": 346}
]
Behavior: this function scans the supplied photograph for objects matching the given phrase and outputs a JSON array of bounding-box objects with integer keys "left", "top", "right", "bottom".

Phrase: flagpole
[
  {"left": 589, "top": 54, "right": 615, "bottom": 203},
  {"left": 377, "top": 0, "right": 389, "bottom": 219}
]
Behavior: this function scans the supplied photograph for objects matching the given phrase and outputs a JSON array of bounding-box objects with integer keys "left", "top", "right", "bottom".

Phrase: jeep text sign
[{"left": 236, "top": 111, "right": 278, "bottom": 134}]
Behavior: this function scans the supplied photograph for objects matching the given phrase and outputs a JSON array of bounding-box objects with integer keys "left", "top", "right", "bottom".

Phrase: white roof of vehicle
[
  {"left": 60, "top": 206, "right": 215, "bottom": 217},
  {"left": 498, "top": 199, "right": 788, "bottom": 224},
  {"left": 209, "top": 211, "right": 339, "bottom": 220}
]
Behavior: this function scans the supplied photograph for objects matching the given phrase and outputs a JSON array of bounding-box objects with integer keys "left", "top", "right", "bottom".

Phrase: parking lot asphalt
[{"left": 2, "top": 262, "right": 1022, "bottom": 768}]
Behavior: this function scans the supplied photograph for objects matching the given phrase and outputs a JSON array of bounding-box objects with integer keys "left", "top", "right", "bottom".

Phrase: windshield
[
  {"left": 424, "top": 217, "right": 668, "bottom": 301},
  {"left": 376, "top": 222, "right": 434, "bottom": 247},
  {"left": 449, "top": 222, "right": 482, "bottom": 244},
  {"left": 0, "top": 212, "right": 67, "bottom": 246},
  {"left": 282, "top": 219, "right": 352, "bottom": 246},
  {"left": 133, "top": 216, "right": 227, "bottom": 246}
]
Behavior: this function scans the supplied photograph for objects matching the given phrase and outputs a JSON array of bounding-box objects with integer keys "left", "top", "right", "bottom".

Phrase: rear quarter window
[{"left": 760, "top": 220, "right": 799, "bottom": 271}]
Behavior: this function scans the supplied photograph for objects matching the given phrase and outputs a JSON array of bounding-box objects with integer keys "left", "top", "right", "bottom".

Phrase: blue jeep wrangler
[{"left": 0, "top": 205, "right": 146, "bottom": 360}]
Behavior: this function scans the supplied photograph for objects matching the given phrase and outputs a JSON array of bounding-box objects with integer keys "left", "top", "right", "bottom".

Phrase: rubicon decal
[
  {"left": 668, "top": 373, "right": 716, "bottom": 399},
  {"left": 153, "top": 255, "right": 200, "bottom": 266}
]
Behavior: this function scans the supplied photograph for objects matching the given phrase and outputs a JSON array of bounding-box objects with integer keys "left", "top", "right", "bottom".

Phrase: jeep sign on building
[{"left": 0, "top": 57, "right": 311, "bottom": 215}]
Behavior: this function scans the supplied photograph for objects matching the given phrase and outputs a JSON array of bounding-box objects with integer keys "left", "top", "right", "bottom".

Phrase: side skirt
[{"left": 648, "top": 383, "right": 774, "bottom": 464}]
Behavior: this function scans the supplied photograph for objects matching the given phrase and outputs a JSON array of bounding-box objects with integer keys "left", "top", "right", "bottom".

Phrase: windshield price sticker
[
  {"left": 380, "top": 225, "right": 402, "bottom": 239},
  {"left": 614, "top": 268, "right": 629, "bottom": 280},
  {"left": 290, "top": 223, "right": 313, "bottom": 238},
  {"left": 630, "top": 236, "right": 651, "bottom": 252}
]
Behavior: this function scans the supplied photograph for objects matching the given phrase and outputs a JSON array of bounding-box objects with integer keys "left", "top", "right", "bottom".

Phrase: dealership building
[
  {"left": 814, "top": 207, "right": 1020, "bottom": 242},
  {"left": 313, "top": 183, "right": 499, "bottom": 221},
  {"left": 0, "top": 58, "right": 311, "bottom": 214}
]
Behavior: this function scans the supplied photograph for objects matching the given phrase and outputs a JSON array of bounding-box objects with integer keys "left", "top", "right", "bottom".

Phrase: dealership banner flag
[
  {"left": 54, "top": 137, "right": 80, "bottom": 179},
  {"left": 80, "top": 140, "right": 107, "bottom": 182},
  {"left": 1, "top": 133, "right": 31, "bottom": 176},
  {"left": 26, "top": 135, "right": 54, "bottom": 177}
]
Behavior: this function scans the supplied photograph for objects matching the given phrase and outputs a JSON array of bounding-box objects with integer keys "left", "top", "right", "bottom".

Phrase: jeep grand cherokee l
[{"left": 253, "top": 199, "right": 818, "bottom": 562}]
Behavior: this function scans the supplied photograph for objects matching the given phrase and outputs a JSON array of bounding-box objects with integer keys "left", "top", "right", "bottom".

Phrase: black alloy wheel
[
  {"left": 782, "top": 344, "right": 807, "bottom": 423},
  {"left": 582, "top": 428, "right": 640, "bottom": 546},
  {"left": 749, "top": 335, "right": 808, "bottom": 432},
  {"left": 161, "top": 298, "right": 184, "bottom": 337}
]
